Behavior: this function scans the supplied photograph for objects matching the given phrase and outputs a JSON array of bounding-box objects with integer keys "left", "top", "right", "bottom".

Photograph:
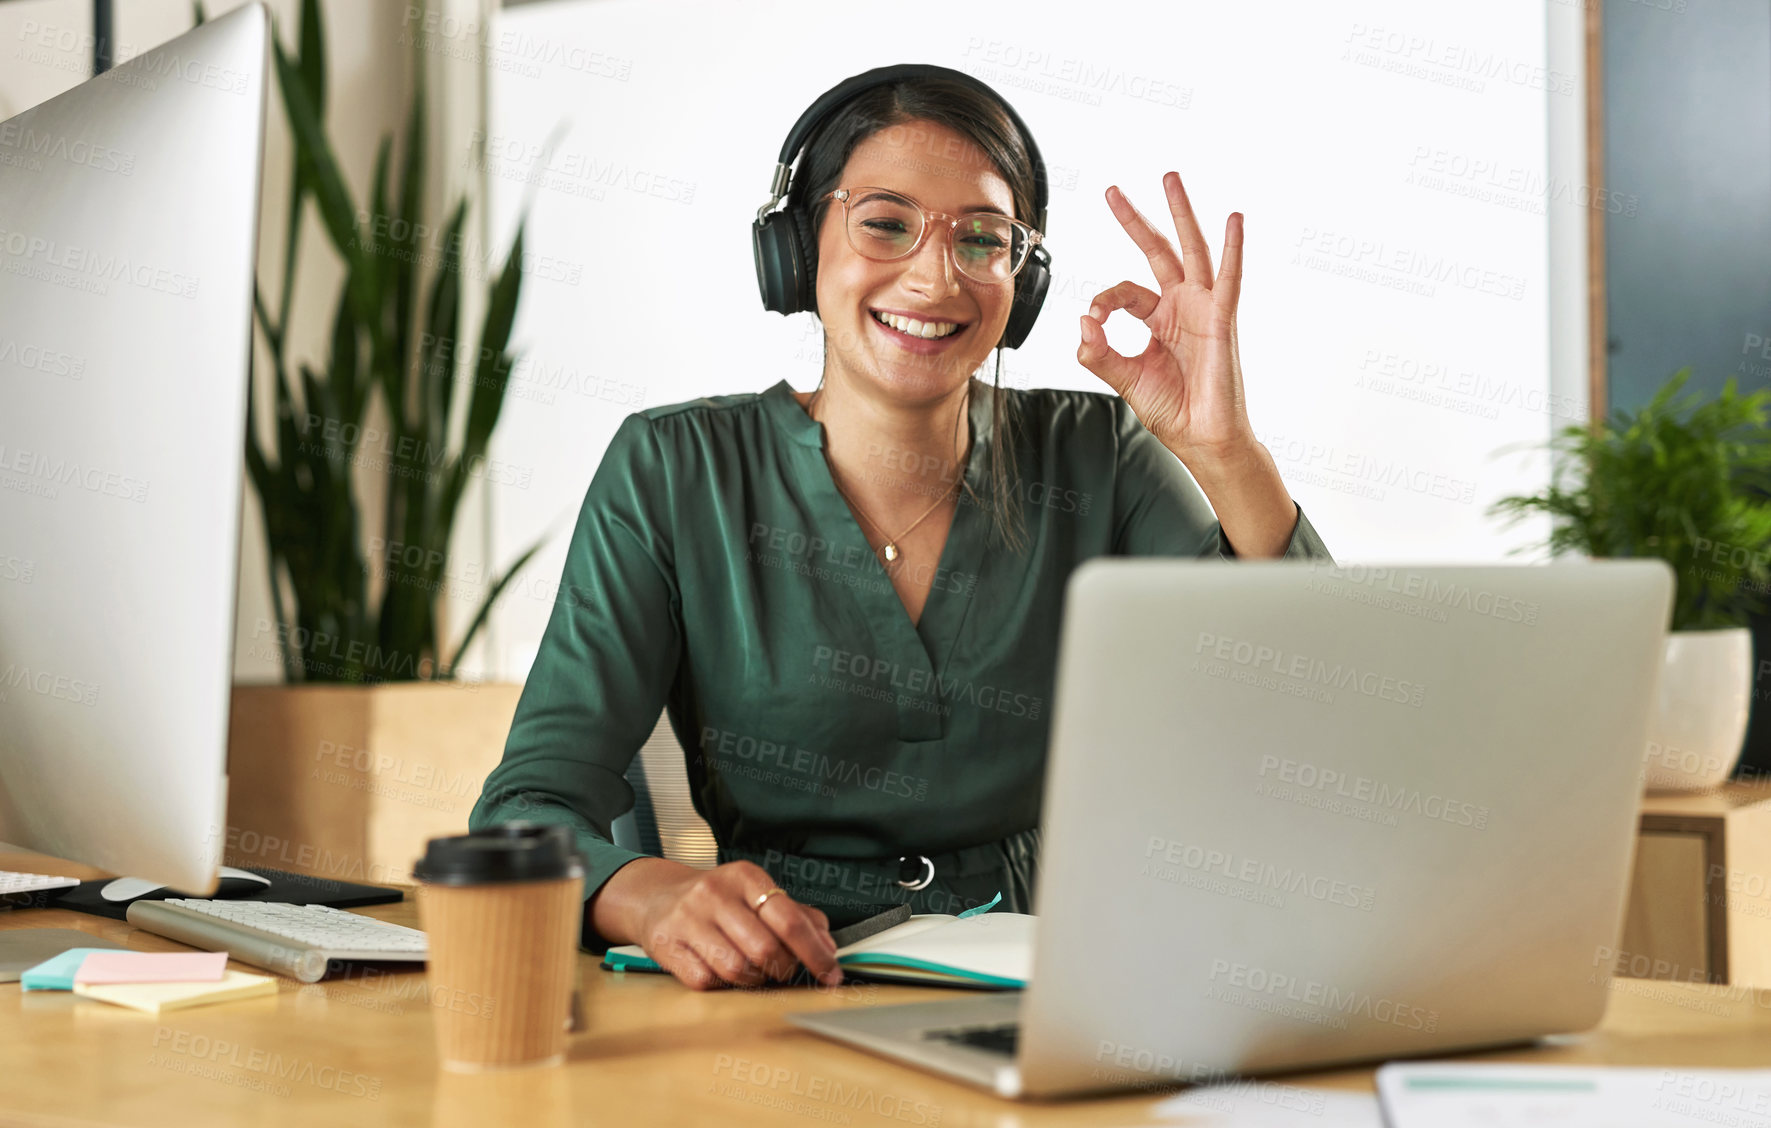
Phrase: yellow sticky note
[{"left": 72, "top": 968, "right": 278, "bottom": 1014}]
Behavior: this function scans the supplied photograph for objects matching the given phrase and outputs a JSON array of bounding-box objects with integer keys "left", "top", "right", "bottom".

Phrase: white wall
[
  {"left": 1, "top": 0, "right": 508, "bottom": 683},
  {"left": 4, "top": 0, "right": 1587, "bottom": 686},
  {"left": 0, "top": 0, "right": 90, "bottom": 119},
  {"left": 479, "top": 0, "right": 1583, "bottom": 681}
]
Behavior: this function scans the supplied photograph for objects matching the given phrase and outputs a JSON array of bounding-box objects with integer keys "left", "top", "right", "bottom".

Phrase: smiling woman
[
  {"left": 780, "top": 76, "right": 1048, "bottom": 558},
  {"left": 469, "top": 63, "right": 1334, "bottom": 992}
]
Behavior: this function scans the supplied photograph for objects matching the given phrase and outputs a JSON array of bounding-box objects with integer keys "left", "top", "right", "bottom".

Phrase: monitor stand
[
  {"left": 0, "top": 866, "right": 280, "bottom": 976},
  {"left": 96, "top": 865, "right": 274, "bottom": 904},
  {"left": 26, "top": 864, "right": 405, "bottom": 925}
]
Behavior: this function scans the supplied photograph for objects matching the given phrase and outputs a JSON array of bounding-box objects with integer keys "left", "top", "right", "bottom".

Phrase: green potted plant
[
  {"left": 1490, "top": 368, "right": 1771, "bottom": 792},
  {"left": 216, "top": 0, "right": 541, "bottom": 881}
]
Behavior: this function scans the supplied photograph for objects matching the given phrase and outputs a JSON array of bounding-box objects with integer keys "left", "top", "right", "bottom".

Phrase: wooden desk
[{"left": 8, "top": 851, "right": 1771, "bottom": 1127}]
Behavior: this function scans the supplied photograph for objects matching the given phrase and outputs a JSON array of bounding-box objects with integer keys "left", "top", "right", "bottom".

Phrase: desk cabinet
[{"left": 1618, "top": 784, "right": 1771, "bottom": 985}]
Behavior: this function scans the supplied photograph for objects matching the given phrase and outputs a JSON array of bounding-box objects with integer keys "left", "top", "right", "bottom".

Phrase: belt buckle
[{"left": 896, "top": 854, "right": 934, "bottom": 890}]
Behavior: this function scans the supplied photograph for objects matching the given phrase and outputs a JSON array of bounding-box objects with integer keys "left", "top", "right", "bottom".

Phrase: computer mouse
[{"left": 99, "top": 866, "right": 274, "bottom": 903}]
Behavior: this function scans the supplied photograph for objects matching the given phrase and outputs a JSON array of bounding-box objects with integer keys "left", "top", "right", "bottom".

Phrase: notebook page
[
  {"left": 842, "top": 912, "right": 1034, "bottom": 981},
  {"left": 835, "top": 914, "right": 954, "bottom": 957}
]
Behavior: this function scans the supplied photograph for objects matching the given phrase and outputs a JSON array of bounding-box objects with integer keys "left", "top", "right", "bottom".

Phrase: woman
[{"left": 469, "top": 67, "right": 1332, "bottom": 991}]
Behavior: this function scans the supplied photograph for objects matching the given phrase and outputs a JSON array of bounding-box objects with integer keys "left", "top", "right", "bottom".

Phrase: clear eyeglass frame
[{"left": 820, "top": 186, "right": 1044, "bottom": 284}]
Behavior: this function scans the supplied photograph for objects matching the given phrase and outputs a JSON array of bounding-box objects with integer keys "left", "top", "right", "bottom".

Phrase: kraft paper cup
[{"left": 414, "top": 824, "right": 585, "bottom": 1072}]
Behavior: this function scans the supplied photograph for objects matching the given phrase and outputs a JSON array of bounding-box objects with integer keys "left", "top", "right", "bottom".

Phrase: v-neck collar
[
  {"left": 760, "top": 377, "right": 996, "bottom": 454},
  {"left": 761, "top": 378, "right": 996, "bottom": 743}
]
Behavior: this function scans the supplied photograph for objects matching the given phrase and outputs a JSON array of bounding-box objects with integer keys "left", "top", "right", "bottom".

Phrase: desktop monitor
[{"left": 0, "top": 3, "right": 268, "bottom": 897}]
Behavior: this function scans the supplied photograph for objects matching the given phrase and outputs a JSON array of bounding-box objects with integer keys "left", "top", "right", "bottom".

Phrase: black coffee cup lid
[{"left": 413, "top": 823, "right": 586, "bottom": 886}]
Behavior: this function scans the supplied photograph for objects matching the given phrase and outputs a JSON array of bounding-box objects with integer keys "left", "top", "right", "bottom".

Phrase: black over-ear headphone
[{"left": 752, "top": 63, "right": 1053, "bottom": 351}]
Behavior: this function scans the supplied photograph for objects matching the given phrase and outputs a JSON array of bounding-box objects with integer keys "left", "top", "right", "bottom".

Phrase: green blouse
[{"left": 468, "top": 377, "right": 1332, "bottom": 946}]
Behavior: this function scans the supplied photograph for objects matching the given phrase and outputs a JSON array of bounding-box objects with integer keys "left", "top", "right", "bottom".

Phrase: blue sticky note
[
  {"left": 21, "top": 948, "right": 113, "bottom": 991},
  {"left": 957, "top": 891, "right": 1002, "bottom": 918}
]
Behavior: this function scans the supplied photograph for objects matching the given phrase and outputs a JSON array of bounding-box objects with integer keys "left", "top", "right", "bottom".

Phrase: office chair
[{"left": 610, "top": 711, "right": 719, "bottom": 869}]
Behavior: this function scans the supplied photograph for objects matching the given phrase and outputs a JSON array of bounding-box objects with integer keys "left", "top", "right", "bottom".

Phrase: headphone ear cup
[
  {"left": 752, "top": 210, "right": 808, "bottom": 315},
  {"left": 999, "top": 248, "right": 1051, "bottom": 350}
]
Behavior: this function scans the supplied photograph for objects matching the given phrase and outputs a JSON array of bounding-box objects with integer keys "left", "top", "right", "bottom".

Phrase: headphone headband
[
  {"left": 765, "top": 63, "right": 1049, "bottom": 233},
  {"left": 751, "top": 62, "right": 1054, "bottom": 350}
]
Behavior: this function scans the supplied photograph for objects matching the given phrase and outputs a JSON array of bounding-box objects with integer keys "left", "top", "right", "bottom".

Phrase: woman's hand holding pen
[
  {"left": 596, "top": 857, "right": 843, "bottom": 990},
  {"left": 1076, "top": 171, "right": 1299, "bottom": 559}
]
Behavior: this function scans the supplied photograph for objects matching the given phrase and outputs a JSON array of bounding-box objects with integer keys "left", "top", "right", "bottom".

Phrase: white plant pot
[{"left": 1642, "top": 627, "right": 1753, "bottom": 793}]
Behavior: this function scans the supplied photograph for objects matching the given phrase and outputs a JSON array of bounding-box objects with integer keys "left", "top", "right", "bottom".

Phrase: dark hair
[{"left": 786, "top": 77, "right": 1036, "bottom": 556}]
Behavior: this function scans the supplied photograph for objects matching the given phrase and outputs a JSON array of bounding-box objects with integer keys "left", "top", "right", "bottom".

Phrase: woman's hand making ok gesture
[
  {"left": 1077, "top": 171, "right": 1303, "bottom": 559},
  {"left": 1076, "top": 171, "right": 1255, "bottom": 468}
]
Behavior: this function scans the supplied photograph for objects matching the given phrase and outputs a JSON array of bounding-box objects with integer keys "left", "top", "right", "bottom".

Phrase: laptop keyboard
[{"left": 924, "top": 1022, "right": 1020, "bottom": 1057}]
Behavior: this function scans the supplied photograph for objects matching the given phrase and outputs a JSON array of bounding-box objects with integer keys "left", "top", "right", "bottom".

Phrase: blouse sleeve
[
  {"left": 468, "top": 412, "right": 683, "bottom": 953},
  {"left": 1108, "top": 399, "right": 1333, "bottom": 562}
]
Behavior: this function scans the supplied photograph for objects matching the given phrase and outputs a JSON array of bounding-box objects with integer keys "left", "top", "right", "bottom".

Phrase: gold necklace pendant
[{"left": 809, "top": 387, "right": 962, "bottom": 571}]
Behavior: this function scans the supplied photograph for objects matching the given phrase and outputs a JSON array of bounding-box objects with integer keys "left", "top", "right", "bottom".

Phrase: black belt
[{"left": 719, "top": 827, "right": 1040, "bottom": 902}]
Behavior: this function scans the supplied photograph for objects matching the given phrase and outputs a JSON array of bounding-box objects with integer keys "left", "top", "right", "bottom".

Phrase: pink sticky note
[{"left": 73, "top": 951, "right": 228, "bottom": 985}]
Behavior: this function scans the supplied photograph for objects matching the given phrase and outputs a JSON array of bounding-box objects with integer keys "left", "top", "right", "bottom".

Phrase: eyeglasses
[{"left": 820, "top": 186, "right": 1044, "bottom": 284}]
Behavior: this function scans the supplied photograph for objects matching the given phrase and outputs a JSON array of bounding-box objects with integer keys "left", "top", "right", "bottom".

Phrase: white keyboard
[
  {"left": 0, "top": 869, "right": 81, "bottom": 894},
  {"left": 126, "top": 898, "right": 428, "bottom": 983}
]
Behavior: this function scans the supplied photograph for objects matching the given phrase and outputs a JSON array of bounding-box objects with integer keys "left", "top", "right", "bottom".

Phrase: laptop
[{"left": 788, "top": 559, "right": 1673, "bottom": 1099}]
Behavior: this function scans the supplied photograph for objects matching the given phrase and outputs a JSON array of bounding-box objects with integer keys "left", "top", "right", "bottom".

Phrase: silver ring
[{"left": 896, "top": 855, "right": 934, "bottom": 891}]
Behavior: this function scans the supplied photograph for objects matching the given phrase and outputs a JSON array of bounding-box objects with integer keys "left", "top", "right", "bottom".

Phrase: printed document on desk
[{"left": 1378, "top": 1063, "right": 1771, "bottom": 1127}]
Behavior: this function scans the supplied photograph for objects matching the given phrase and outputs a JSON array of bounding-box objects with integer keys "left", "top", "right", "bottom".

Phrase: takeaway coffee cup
[{"left": 414, "top": 823, "right": 585, "bottom": 1072}]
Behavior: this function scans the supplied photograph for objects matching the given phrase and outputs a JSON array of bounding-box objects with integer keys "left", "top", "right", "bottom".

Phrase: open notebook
[{"left": 602, "top": 911, "right": 1034, "bottom": 989}]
